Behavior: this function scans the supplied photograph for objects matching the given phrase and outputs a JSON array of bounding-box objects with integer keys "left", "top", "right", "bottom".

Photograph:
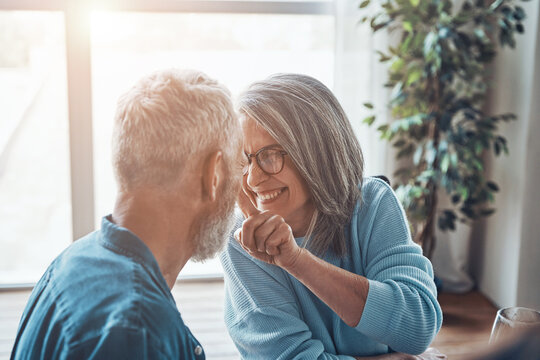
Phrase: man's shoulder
[{"left": 36, "top": 229, "right": 175, "bottom": 334}]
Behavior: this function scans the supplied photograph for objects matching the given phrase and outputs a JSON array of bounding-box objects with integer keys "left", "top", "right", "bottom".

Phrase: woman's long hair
[{"left": 238, "top": 73, "right": 364, "bottom": 256}]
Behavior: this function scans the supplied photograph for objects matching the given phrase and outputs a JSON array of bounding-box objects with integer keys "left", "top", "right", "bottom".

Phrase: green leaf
[
  {"left": 419, "top": 169, "right": 436, "bottom": 182},
  {"left": 459, "top": 187, "right": 469, "bottom": 200},
  {"left": 438, "top": 139, "right": 448, "bottom": 152},
  {"left": 494, "top": 141, "right": 501, "bottom": 155},
  {"left": 393, "top": 139, "right": 406, "bottom": 148},
  {"left": 410, "top": 0, "right": 420, "bottom": 7},
  {"left": 473, "top": 159, "right": 484, "bottom": 171},
  {"left": 489, "top": 0, "right": 504, "bottom": 11},
  {"left": 400, "top": 35, "right": 413, "bottom": 53},
  {"left": 363, "top": 102, "right": 374, "bottom": 109},
  {"left": 474, "top": 28, "right": 488, "bottom": 44},
  {"left": 438, "top": 216, "right": 448, "bottom": 231},
  {"left": 438, "top": 27, "right": 450, "bottom": 39},
  {"left": 390, "top": 82, "right": 403, "bottom": 101},
  {"left": 371, "top": 16, "right": 390, "bottom": 32},
  {"left": 359, "top": 0, "right": 370, "bottom": 9},
  {"left": 377, "top": 50, "right": 392, "bottom": 62},
  {"left": 377, "top": 124, "right": 389, "bottom": 132},
  {"left": 403, "top": 21, "right": 413, "bottom": 33},
  {"left": 480, "top": 208, "right": 496, "bottom": 216},
  {"left": 410, "top": 185, "right": 425, "bottom": 198},
  {"left": 413, "top": 145, "right": 423, "bottom": 165},
  {"left": 423, "top": 32, "right": 438, "bottom": 56},
  {"left": 514, "top": 6, "right": 526, "bottom": 21},
  {"left": 363, "top": 115, "right": 376, "bottom": 126},
  {"left": 426, "top": 148, "right": 436, "bottom": 167},
  {"left": 486, "top": 181, "right": 499, "bottom": 192},
  {"left": 406, "top": 69, "right": 423, "bottom": 86},
  {"left": 390, "top": 58, "right": 405, "bottom": 72},
  {"left": 444, "top": 209, "right": 457, "bottom": 220},
  {"left": 461, "top": 206, "right": 475, "bottom": 219},
  {"left": 441, "top": 154, "right": 450, "bottom": 173},
  {"left": 378, "top": 124, "right": 389, "bottom": 139},
  {"left": 450, "top": 152, "right": 458, "bottom": 167},
  {"left": 448, "top": 217, "right": 456, "bottom": 230},
  {"left": 475, "top": 141, "right": 484, "bottom": 155},
  {"left": 502, "top": 113, "right": 517, "bottom": 121}
]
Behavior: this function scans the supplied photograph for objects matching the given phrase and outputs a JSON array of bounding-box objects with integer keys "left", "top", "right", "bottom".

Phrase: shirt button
[{"left": 194, "top": 345, "right": 203, "bottom": 355}]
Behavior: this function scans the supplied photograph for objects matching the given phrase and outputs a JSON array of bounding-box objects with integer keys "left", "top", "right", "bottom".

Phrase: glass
[
  {"left": 490, "top": 306, "right": 540, "bottom": 344},
  {"left": 0, "top": 11, "right": 71, "bottom": 284},
  {"left": 90, "top": 11, "right": 334, "bottom": 277},
  {"left": 243, "top": 146, "right": 288, "bottom": 175}
]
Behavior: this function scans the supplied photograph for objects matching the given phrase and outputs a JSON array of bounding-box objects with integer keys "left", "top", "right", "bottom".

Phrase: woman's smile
[{"left": 254, "top": 187, "right": 287, "bottom": 204}]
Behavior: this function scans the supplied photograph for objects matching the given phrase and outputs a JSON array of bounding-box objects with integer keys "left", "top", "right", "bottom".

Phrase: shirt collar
[{"left": 98, "top": 215, "right": 172, "bottom": 296}]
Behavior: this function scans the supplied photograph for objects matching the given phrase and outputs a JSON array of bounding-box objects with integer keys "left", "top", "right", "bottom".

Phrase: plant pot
[{"left": 431, "top": 220, "right": 474, "bottom": 293}]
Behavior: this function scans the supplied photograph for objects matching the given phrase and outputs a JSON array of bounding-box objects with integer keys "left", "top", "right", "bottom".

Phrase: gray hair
[
  {"left": 238, "top": 73, "right": 364, "bottom": 257},
  {"left": 112, "top": 69, "right": 239, "bottom": 190}
]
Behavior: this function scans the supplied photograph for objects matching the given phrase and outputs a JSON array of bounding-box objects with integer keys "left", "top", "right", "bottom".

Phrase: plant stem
[
  {"left": 420, "top": 185, "right": 438, "bottom": 258},
  {"left": 419, "top": 73, "right": 441, "bottom": 258}
]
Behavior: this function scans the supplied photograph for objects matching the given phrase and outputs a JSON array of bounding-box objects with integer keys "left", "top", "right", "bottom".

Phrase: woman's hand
[{"left": 235, "top": 188, "right": 303, "bottom": 270}]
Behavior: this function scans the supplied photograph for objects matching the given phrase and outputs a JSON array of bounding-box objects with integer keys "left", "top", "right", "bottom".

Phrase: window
[
  {"left": 0, "top": 11, "right": 71, "bottom": 284},
  {"left": 0, "top": 1, "right": 334, "bottom": 285}
]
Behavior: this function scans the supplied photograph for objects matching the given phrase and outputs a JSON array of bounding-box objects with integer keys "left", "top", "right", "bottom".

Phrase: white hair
[
  {"left": 239, "top": 73, "right": 364, "bottom": 256},
  {"left": 112, "top": 69, "right": 239, "bottom": 190}
]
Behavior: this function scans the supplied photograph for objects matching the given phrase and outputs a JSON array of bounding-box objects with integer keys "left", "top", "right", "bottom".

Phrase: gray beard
[{"left": 190, "top": 178, "right": 237, "bottom": 262}]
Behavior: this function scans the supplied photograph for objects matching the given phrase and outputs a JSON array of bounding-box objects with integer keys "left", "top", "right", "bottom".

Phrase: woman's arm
[
  {"left": 237, "top": 182, "right": 442, "bottom": 355},
  {"left": 236, "top": 189, "right": 368, "bottom": 328},
  {"left": 237, "top": 209, "right": 368, "bottom": 327},
  {"left": 220, "top": 234, "right": 357, "bottom": 360}
]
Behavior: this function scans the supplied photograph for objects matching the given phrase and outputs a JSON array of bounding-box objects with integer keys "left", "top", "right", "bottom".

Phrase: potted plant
[{"left": 360, "top": 0, "right": 528, "bottom": 259}]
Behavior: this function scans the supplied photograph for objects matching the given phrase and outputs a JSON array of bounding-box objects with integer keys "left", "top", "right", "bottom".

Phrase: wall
[
  {"left": 516, "top": 2, "right": 540, "bottom": 309},
  {"left": 470, "top": 0, "right": 540, "bottom": 309}
]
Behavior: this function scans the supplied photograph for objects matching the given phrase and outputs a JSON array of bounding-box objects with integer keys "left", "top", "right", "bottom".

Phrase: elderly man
[{"left": 10, "top": 69, "right": 242, "bottom": 359}]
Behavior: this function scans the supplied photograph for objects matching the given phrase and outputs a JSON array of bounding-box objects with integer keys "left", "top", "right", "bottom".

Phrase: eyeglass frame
[{"left": 243, "top": 145, "right": 289, "bottom": 176}]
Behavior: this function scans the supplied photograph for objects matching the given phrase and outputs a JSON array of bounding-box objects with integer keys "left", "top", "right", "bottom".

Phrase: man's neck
[{"left": 111, "top": 188, "right": 196, "bottom": 289}]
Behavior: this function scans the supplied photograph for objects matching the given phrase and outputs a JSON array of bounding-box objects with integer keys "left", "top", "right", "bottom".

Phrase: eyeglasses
[{"left": 243, "top": 146, "right": 288, "bottom": 175}]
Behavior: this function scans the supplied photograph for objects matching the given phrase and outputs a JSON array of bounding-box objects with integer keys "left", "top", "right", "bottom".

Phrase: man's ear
[{"left": 202, "top": 150, "right": 223, "bottom": 202}]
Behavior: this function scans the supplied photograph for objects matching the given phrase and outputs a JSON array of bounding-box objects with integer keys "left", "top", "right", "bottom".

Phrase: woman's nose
[{"left": 246, "top": 161, "right": 269, "bottom": 188}]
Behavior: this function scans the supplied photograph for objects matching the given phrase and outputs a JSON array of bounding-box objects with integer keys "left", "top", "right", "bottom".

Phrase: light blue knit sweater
[{"left": 220, "top": 177, "right": 442, "bottom": 359}]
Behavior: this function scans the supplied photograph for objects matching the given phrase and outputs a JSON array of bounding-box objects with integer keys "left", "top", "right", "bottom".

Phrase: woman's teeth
[{"left": 257, "top": 188, "right": 284, "bottom": 200}]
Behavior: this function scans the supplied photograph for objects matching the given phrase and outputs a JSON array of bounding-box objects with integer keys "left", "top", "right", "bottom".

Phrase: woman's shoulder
[
  {"left": 355, "top": 176, "right": 397, "bottom": 214},
  {"left": 352, "top": 176, "right": 413, "bottom": 248}
]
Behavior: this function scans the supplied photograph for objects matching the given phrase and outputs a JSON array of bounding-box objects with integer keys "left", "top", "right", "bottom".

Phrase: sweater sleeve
[
  {"left": 354, "top": 181, "right": 443, "bottom": 355},
  {"left": 221, "top": 239, "right": 355, "bottom": 360}
]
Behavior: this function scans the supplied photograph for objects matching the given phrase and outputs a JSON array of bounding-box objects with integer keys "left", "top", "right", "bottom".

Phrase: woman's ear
[{"left": 202, "top": 150, "right": 223, "bottom": 202}]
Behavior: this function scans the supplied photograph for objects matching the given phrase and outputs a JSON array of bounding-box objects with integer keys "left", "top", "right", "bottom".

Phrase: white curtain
[{"left": 333, "top": 0, "right": 394, "bottom": 179}]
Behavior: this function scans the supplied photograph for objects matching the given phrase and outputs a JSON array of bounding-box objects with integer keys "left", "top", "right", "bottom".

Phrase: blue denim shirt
[{"left": 11, "top": 216, "right": 205, "bottom": 360}]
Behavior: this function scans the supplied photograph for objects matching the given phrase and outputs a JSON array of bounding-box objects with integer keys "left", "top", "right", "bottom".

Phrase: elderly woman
[{"left": 220, "top": 73, "right": 443, "bottom": 359}]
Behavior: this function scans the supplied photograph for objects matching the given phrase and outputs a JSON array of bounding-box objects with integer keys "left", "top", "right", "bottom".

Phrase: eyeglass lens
[
  {"left": 258, "top": 149, "right": 284, "bottom": 174},
  {"left": 243, "top": 148, "right": 285, "bottom": 175}
]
